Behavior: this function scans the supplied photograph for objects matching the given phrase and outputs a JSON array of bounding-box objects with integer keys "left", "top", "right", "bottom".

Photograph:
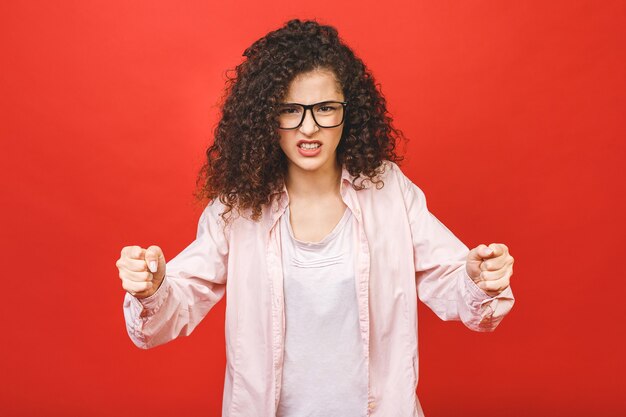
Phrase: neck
[{"left": 284, "top": 160, "right": 342, "bottom": 198}]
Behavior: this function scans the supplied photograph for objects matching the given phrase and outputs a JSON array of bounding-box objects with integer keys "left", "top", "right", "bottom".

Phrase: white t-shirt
[{"left": 276, "top": 205, "right": 367, "bottom": 417}]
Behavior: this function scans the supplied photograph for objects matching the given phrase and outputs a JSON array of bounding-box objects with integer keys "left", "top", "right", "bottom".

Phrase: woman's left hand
[{"left": 466, "top": 243, "right": 514, "bottom": 296}]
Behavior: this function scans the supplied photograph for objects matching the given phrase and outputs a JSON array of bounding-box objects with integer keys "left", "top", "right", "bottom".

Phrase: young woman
[{"left": 116, "top": 19, "right": 515, "bottom": 417}]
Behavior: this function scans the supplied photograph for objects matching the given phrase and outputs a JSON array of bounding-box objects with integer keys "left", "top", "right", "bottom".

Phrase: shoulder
[
  {"left": 380, "top": 160, "right": 401, "bottom": 177},
  {"left": 343, "top": 160, "right": 405, "bottom": 190},
  {"left": 202, "top": 198, "right": 227, "bottom": 220},
  {"left": 198, "top": 198, "right": 233, "bottom": 238},
  {"left": 372, "top": 159, "right": 415, "bottom": 191},
  {"left": 377, "top": 160, "right": 428, "bottom": 204},
  {"left": 203, "top": 195, "right": 273, "bottom": 232}
]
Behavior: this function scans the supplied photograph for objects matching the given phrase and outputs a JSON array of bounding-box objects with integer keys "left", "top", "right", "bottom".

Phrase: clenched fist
[
  {"left": 116, "top": 245, "right": 166, "bottom": 299},
  {"left": 466, "top": 243, "right": 514, "bottom": 297}
]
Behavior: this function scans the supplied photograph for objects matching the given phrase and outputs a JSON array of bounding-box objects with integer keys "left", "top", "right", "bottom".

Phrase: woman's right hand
[{"left": 116, "top": 245, "right": 166, "bottom": 299}]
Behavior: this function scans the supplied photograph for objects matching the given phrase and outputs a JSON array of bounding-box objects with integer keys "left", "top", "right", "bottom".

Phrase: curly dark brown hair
[{"left": 195, "top": 18, "right": 406, "bottom": 222}]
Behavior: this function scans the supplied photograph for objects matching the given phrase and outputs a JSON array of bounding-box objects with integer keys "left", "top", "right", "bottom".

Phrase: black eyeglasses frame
[{"left": 277, "top": 100, "right": 348, "bottom": 130}]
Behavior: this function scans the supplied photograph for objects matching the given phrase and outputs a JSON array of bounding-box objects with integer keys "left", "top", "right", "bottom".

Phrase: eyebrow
[{"left": 280, "top": 99, "right": 344, "bottom": 104}]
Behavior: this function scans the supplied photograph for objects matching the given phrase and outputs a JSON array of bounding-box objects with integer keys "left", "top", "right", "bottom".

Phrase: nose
[{"left": 298, "top": 108, "right": 319, "bottom": 136}]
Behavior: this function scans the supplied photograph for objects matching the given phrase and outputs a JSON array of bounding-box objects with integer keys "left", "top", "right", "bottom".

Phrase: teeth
[{"left": 299, "top": 143, "right": 320, "bottom": 150}]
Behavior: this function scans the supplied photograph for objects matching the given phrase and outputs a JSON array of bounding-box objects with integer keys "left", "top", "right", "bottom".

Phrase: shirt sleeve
[
  {"left": 393, "top": 163, "right": 515, "bottom": 332},
  {"left": 122, "top": 200, "right": 229, "bottom": 348}
]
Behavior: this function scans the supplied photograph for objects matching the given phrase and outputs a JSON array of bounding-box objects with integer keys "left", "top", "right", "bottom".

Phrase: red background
[{"left": 1, "top": 1, "right": 625, "bottom": 416}]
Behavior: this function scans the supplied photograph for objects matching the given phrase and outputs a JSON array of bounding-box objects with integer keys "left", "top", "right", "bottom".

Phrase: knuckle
[
  {"left": 130, "top": 260, "right": 147, "bottom": 272},
  {"left": 147, "top": 244, "right": 161, "bottom": 253},
  {"left": 130, "top": 245, "right": 142, "bottom": 258}
]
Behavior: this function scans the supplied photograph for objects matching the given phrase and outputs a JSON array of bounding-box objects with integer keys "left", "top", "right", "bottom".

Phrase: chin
[
  {"left": 287, "top": 155, "right": 333, "bottom": 172},
  {"left": 292, "top": 160, "right": 327, "bottom": 172}
]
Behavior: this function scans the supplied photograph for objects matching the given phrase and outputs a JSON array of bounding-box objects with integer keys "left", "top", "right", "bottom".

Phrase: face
[{"left": 277, "top": 69, "right": 345, "bottom": 176}]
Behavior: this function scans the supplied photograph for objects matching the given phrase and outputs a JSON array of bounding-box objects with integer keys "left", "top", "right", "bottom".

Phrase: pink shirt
[{"left": 123, "top": 160, "right": 515, "bottom": 417}]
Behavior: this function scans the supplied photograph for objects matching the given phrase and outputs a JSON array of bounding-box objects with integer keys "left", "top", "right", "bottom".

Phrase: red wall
[{"left": 2, "top": 1, "right": 625, "bottom": 416}]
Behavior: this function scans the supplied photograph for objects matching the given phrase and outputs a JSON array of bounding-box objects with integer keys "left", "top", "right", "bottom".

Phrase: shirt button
[{"left": 368, "top": 401, "right": 376, "bottom": 409}]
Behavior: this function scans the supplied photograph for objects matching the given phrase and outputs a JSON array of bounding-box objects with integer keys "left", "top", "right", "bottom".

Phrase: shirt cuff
[
  {"left": 462, "top": 269, "right": 515, "bottom": 329},
  {"left": 463, "top": 269, "right": 493, "bottom": 303},
  {"left": 129, "top": 276, "right": 171, "bottom": 318}
]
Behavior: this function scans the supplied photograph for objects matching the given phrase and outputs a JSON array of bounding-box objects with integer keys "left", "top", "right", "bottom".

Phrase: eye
[
  {"left": 317, "top": 104, "right": 338, "bottom": 113},
  {"left": 279, "top": 106, "right": 302, "bottom": 116}
]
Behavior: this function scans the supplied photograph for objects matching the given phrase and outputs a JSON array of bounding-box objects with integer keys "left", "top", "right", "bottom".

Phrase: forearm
[{"left": 123, "top": 274, "right": 224, "bottom": 349}]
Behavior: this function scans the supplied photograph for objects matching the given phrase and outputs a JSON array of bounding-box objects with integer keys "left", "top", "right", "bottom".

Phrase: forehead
[{"left": 283, "top": 69, "right": 344, "bottom": 103}]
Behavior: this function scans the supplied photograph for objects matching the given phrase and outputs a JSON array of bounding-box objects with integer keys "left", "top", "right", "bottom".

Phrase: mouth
[
  {"left": 296, "top": 140, "right": 322, "bottom": 157},
  {"left": 296, "top": 140, "right": 322, "bottom": 150}
]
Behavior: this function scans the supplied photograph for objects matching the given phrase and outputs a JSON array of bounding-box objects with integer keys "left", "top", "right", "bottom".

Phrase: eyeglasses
[{"left": 277, "top": 101, "right": 348, "bottom": 130}]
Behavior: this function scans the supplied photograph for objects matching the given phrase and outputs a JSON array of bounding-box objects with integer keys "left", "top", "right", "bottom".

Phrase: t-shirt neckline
[{"left": 284, "top": 205, "right": 351, "bottom": 247}]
